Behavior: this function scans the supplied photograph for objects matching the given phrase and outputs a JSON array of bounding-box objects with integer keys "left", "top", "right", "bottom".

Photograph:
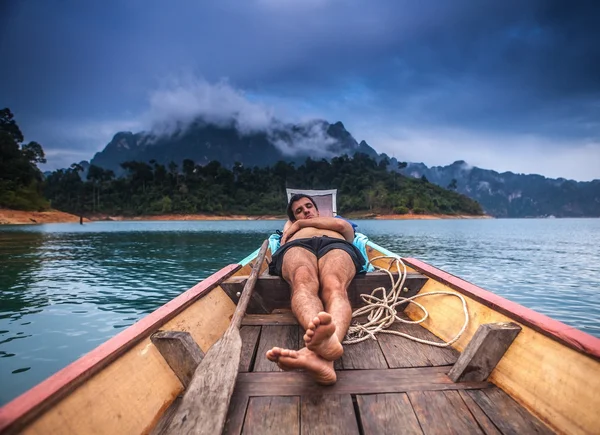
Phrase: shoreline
[
  {"left": 1, "top": 209, "right": 490, "bottom": 225},
  {"left": 0, "top": 209, "right": 91, "bottom": 225}
]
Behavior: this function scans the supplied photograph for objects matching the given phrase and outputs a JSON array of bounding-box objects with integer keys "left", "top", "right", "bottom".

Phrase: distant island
[
  {"left": 3, "top": 106, "right": 599, "bottom": 220},
  {"left": 85, "top": 113, "right": 600, "bottom": 218},
  {"left": 43, "top": 153, "right": 484, "bottom": 219}
]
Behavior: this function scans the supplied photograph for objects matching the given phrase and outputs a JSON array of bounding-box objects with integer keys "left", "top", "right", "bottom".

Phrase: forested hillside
[
  {"left": 401, "top": 161, "right": 600, "bottom": 217},
  {"left": 0, "top": 108, "right": 49, "bottom": 211},
  {"left": 44, "top": 155, "right": 484, "bottom": 217},
  {"left": 0, "top": 108, "right": 482, "bottom": 218}
]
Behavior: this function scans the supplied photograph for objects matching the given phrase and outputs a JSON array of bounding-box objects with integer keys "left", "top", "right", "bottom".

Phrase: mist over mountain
[
  {"left": 86, "top": 116, "right": 599, "bottom": 218},
  {"left": 90, "top": 118, "right": 378, "bottom": 175}
]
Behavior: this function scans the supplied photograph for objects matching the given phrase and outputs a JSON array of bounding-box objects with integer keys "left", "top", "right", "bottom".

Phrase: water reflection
[{"left": 0, "top": 232, "right": 49, "bottom": 319}]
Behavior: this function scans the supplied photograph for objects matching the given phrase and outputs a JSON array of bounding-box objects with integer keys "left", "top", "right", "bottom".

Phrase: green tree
[
  {"left": 0, "top": 108, "right": 49, "bottom": 210},
  {"left": 0, "top": 108, "right": 24, "bottom": 143}
]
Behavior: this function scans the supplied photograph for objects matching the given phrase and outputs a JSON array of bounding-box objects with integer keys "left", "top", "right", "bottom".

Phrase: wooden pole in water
[{"left": 164, "top": 239, "right": 270, "bottom": 435}]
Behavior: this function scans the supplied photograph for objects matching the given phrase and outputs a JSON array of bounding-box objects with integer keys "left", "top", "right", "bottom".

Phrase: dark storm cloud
[{"left": 1, "top": 0, "right": 598, "bottom": 178}]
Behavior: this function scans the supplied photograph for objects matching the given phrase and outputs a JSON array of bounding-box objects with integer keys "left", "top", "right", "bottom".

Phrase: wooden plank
[
  {"left": 340, "top": 339, "right": 388, "bottom": 369},
  {"left": 356, "top": 393, "right": 423, "bottom": 435},
  {"left": 239, "top": 326, "right": 261, "bottom": 372},
  {"left": 222, "top": 272, "right": 429, "bottom": 312},
  {"left": 457, "top": 391, "right": 501, "bottom": 435},
  {"left": 403, "top": 258, "right": 600, "bottom": 361},
  {"left": 221, "top": 276, "right": 271, "bottom": 314},
  {"left": 242, "top": 312, "right": 299, "bottom": 326},
  {"left": 223, "top": 394, "right": 249, "bottom": 435},
  {"left": 253, "top": 325, "right": 299, "bottom": 372},
  {"left": 272, "top": 308, "right": 293, "bottom": 314},
  {"left": 466, "top": 388, "right": 554, "bottom": 435},
  {"left": 408, "top": 390, "right": 484, "bottom": 435},
  {"left": 400, "top": 274, "right": 600, "bottom": 435},
  {"left": 242, "top": 396, "right": 299, "bottom": 435},
  {"left": 235, "top": 366, "right": 490, "bottom": 396},
  {"left": 150, "top": 331, "right": 205, "bottom": 388},
  {"left": 301, "top": 395, "right": 359, "bottom": 435},
  {"left": 378, "top": 315, "right": 459, "bottom": 368},
  {"left": 449, "top": 322, "right": 521, "bottom": 382},
  {"left": 0, "top": 265, "right": 240, "bottom": 435}
]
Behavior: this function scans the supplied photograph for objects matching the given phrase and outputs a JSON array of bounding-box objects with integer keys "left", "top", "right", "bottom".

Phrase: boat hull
[{"left": 0, "top": 242, "right": 599, "bottom": 435}]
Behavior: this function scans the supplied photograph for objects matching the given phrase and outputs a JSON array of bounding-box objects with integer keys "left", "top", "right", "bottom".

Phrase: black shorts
[{"left": 268, "top": 236, "right": 365, "bottom": 277}]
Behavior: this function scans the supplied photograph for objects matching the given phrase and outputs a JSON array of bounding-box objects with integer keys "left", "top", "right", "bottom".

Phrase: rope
[{"left": 342, "top": 255, "right": 469, "bottom": 347}]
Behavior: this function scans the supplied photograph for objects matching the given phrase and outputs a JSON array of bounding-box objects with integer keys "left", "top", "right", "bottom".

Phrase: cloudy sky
[{"left": 1, "top": 0, "right": 599, "bottom": 181}]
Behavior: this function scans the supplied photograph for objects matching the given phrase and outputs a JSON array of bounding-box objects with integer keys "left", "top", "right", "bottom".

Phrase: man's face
[{"left": 291, "top": 198, "right": 319, "bottom": 220}]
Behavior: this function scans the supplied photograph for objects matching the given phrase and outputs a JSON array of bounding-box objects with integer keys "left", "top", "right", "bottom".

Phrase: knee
[
  {"left": 320, "top": 274, "right": 346, "bottom": 299},
  {"left": 289, "top": 265, "right": 318, "bottom": 291}
]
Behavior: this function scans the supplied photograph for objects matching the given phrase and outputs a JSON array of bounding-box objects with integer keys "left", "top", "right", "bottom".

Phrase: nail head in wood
[
  {"left": 448, "top": 322, "right": 522, "bottom": 383},
  {"left": 151, "top": 330, "right": 205, "bottom": 388}
]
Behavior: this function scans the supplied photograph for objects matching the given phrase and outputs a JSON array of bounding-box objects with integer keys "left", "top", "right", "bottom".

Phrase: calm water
[{"left": 1, "top": 219, "right": 599, "bottom": 405}]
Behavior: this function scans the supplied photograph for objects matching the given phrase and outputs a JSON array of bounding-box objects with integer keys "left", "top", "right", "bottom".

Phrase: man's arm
[{"left": 283, "top": 217, "right": 355, "bottom": 243}]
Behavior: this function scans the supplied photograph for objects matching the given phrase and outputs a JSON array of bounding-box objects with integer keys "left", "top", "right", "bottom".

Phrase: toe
[
  {"left": 281, "top": 349, "right": 295, "bottom": 357},
  {"left": 266, "top": 351, "right": 276, "bottom": 361},
  {"left": 268, "top": 347, "right": 282, "bottom": 356},
  {"left": 318, "top": 312, "right": 332, "bottom": 324}
]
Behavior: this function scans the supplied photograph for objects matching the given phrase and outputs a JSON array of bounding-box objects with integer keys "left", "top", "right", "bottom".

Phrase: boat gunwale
[
  {"left": 0, "top": 263, "right": 241, "bottom": 434},
  {"left": 403, "top": 257, "right": 600, "bottom": 361}
]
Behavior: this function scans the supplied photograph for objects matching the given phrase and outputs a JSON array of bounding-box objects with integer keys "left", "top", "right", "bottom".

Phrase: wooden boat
[{"left": 1, "top": 195, "right": 599, "bottom": 434}]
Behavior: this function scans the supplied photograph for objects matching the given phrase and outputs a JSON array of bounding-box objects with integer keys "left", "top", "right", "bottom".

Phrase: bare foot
[
  {"left": 266, "top": 347, "right": 337, "bottom": 385},
  {"left": 303, "top": 312, "right": 343, "bottom": 361}
]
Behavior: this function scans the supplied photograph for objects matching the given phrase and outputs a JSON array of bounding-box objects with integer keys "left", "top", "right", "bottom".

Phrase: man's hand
[
  {"left": 281, "top": 221, "right": 300, "bottom": 244},
  {"left": 281, "top": 217, "right": 354, "bottom": 244}
]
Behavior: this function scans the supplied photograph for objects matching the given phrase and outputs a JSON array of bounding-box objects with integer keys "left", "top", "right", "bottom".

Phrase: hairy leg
[
  {"left": 281, "top": 247, "right": 322, "bottom": 330},
  {"left": 303, "top": 249, "right": 355, "bottom": 359}
]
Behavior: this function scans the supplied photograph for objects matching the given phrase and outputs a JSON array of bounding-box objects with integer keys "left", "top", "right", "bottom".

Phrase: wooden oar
[{"left": 164, "top": 240, "right": 270, "bottom": 435}]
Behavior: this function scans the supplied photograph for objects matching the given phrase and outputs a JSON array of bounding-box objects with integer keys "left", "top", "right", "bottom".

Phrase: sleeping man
[{"left": 266, "top": 194, "right": 365, "bottom": 384}]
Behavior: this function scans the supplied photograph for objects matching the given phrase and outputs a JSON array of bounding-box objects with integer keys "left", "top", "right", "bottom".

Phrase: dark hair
[{"left": 286, "top": 194, "right": 318, "bottom": 222}]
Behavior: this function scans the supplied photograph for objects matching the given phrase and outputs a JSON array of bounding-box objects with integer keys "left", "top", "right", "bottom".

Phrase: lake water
[{"left": 1, "top": 219, "right": 599, "bottom": 406}]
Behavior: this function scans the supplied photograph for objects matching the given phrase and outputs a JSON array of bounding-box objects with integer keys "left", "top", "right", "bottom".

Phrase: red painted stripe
[
  {"left": 0, "top": 263, "right": 240, "bottom": 433},
  {"left": 404, "top": 258, "right": 600, "bottom": 360}
]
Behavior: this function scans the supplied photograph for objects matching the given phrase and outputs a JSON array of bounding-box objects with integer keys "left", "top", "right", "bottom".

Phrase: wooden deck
[{"left": 223, "top": 311, "right": 554, "bottom": 435}]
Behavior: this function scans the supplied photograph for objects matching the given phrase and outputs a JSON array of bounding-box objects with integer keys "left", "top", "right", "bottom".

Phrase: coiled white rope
[{"left": 343, "top": 255, "right": 469, "bottom": 347}]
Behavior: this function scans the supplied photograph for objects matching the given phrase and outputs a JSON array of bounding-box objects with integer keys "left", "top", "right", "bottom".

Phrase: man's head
[{"left": 287, "top": 194, "right": 319, "bottom": 222}]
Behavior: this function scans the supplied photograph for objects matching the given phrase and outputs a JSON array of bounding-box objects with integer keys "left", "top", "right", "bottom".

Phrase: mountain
[
  {"left": 90, "top": 119, "right": 378, "bottom": 175},
  {"left": 87, "top": 117, "right": 599, "bottom": 217},
  {"left": 399, "top": 160, "right": 600, "bottom": 217}
]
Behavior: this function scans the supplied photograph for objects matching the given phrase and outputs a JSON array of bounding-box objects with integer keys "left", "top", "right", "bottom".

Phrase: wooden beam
[
  {"left": 221, "top": 276, "right": 270, "bottom": 314},
  {"left": 234, "top": 366, "right": 491, "bottom": 397},
  {"left": 222, "top": 272, "right": 429, "bottom": 313},
  {"left": 242, "top": 312, "right": 299, "bottom": 326},
  {"left": 448, "top": 322, "right": 522, "bottom": 382},
  {"left": 150, "top": 331, "right": 205, "bottom": 388}
]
